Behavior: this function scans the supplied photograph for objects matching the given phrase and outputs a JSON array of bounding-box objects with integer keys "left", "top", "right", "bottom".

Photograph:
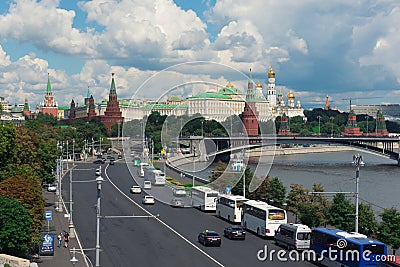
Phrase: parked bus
[
  {"left": 138, "top": 162, "right": 149, "bottom": 177},
  {"left": 147, "top": 169, "right": 166, "bottom": 185},
  {"left": 311, "top": 228, "right": 387, "bottom": 267},
  {"left": 274, "top": 223, "right": 311, "bottom": 250},
  {"left": 216, "top": 194, "right": 248, "bottom": 223},
  {"left": 191, "top": 186, "right": 219, "bottom": 211},
  {"left": 241, "top": 200, "right": 287, "bottom": 237}
]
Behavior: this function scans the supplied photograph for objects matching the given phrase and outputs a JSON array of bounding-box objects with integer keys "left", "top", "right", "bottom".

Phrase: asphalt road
[{"left": 64, "top": 159, "right": 315, "bottom": 267}]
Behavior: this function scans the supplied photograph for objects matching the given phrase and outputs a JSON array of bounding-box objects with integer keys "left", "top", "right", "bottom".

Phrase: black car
[
  {"left": 109, "top": 159, "right": 115, "bottom": 165},
  {"left": 93, "top": 159, "right": 105, "bottom": 164},
  {"left": 117, "top": 155, "right": 122, "bottom": 159},
  {"left": 224, "top": 226, "right": 246, "bottom": 240},
  {"left": 198, "top": 230, "right": 221, "bottom": 247}
]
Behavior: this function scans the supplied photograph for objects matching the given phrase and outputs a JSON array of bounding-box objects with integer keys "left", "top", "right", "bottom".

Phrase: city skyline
[{"left": 0, "top": 0, "right": 400, "bottom": 110}]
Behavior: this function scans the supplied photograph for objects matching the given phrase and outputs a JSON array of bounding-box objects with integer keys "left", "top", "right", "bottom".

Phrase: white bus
[
  {"left": 148, "top": 170, "right": 166, "bottom": 185},
  {"left": 241, "top": 200, "right": 287, "bottom": 237},
  {"left": 138, "top": 162, "right": 149, "bottom": 177},
  {"left": 216, "top": 194, "right": 248, "bottom": 223},
  {"left": 191, "top": 186, "right": 219, "bottom": 211}
]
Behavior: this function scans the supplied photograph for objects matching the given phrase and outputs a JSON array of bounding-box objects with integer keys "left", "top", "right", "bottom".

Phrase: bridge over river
[{"left": 179, "top": 136, "right": 400, "bottom": 165}]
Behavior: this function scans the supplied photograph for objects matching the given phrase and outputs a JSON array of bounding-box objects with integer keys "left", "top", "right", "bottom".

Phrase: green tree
[
  {"left": 0, "top": 195, "right": 33, "bottom": 257},
  {"left": 358, "top": 203, "right": 377, "bottom": 236},
  {"left": 328, "top": 193, "right": 355, "bottom": 232},
  {"left": 377, "top": 207, "right": 400, "bottom": 255},
  {"left": 265, "top": 177, "right": 286, "bottom": 206}
]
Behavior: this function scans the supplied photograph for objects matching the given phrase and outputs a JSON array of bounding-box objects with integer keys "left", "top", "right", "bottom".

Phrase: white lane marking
[{"left": 104, "top": 165, "right": 224, "bottom": 267}]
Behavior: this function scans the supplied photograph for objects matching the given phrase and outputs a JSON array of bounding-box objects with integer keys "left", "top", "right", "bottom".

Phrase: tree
[
  {"left": 0, "top": 195, "right": 33, "bottom": 257},
  {"left": 265, "top": 177, "right": 286, "bottom": 206},
  {"left": 358, "top": 203, "right": 377, "bottom": 236},
  {"left": 377, "top": 207, "right": 400, "bottom": 255},
  {"left": 328, "top": 193, "right": 355, "bottom": 232}
]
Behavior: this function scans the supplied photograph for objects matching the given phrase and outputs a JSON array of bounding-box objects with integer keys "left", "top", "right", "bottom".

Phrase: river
[{"left": 184, "top": 149, "right": 399, "bottom": 215}]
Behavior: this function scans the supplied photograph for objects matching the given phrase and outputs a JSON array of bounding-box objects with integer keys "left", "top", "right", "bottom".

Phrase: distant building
[
  {"left": 350, "top": 104, "right": 400, "bottom": 118},
  {"left": 342, "top": 109, "right": 363, "bottom": 136}
]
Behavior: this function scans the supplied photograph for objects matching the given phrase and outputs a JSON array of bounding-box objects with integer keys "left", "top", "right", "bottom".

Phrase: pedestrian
[
  {"left": 64, "top": 232, "right": 69, "bottom": 248},
  {"left": 57, "top": 233, "right": 62, "bottom": 248}
]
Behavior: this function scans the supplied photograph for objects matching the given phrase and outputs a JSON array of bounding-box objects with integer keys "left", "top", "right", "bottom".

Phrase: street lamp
[
  {"left": 95, "top": 175, "right": 104, "bottom": 267},
  {"left": 330, "top": 117, "right": 334, "bottom": 137},
  {"left": 352, "top": 154, "right": 365, "bottom": 233},
  {"left": 365, "top": 116, "right": 369, "bottom": 136},
  {"left": 70, "top": 247, "right": 94, "bottom": 267},
  {"left": 69, "top": 139, "right": 75, "bottom": 238},
  {"left": 317, "top": 116, "right": 321, "bottom": 136},
  {"left": 201, "top": 120, "right": 204, "bottom": 137}
]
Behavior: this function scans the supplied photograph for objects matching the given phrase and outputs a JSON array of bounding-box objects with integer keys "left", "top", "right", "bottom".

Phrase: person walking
[
  {"left": 57, "top": 233, "right": 62, "bottom": 248},
  {"left": 64, "top": 231, "right": 69, "bottom": 248}
]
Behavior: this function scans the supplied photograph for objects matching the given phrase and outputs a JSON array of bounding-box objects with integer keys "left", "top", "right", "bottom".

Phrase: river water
[{"left": 187, "top": 149, "right": 399, "bottom": 215}]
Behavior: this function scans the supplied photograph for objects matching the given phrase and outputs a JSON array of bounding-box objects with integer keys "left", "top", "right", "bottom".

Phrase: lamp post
[
  {"left": 56, "top": 142, "right": 63, "bottom": 212},
  {"left": 95, "top": 175, "right": 104, "bottom": 267},
  {"left": 317, "top": 115, "right": 321, "bottom": 136},
  {"left": 70, "top": 247, "right": 94, "bottom": 267},
  {"left": 201, "top": 120, "right": 204, "bottom": 137},
  {"left": 69, "top": 139, "right": 75, "bottom": 238},
  {"left": 365, "top": 116, "right": 369, "bottom": 136},
  {"left": 330, "top": 117, "right": 334, "bottom": 137},
  {"left": 352, "top": 154, "right": 365, "bottom": 233}
]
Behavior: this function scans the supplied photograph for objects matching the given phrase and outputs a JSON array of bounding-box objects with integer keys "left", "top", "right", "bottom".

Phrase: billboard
[{"left": 40, "top": 233, "right": 54, "bottom": 256}]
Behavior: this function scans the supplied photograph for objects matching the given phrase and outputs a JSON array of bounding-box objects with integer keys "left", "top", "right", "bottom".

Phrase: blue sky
[{"left": 0, "top": 0, "right": 399, "bottom": 110}]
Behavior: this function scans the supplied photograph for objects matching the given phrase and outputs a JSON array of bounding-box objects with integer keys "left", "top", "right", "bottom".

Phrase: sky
[{"left": 1, "top": 0, "right": 400, "bottom": 111}]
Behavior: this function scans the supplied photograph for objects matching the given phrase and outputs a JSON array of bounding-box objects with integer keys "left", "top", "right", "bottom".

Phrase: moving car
[
  {"left": 173, "top": 188, "right": 186, "bottom": 197},
  {"left": 198, "top": 230, "right": 221, "bottom": 247},
  {"left": 142, "top": 195, "right": 155, "bottom": 205},
  {"left": 47, "top": 183, "right": 57, "bottom": 192},
  {"left": 143, "top": 180, "right": 151, "bottom": 189},
  {"left": 274, "top": 223, "right": 311, "bottom": 250},
  {"left": 170, "top": 198, "right": 184, "bottom": 208},
  {"left": 109, "top": 159, "right": 115, "bottom": 165},
  {"left": 93, "top": 159, "right": 105, "bottom": 164},
  {"left": 117, "top": 155, "right": 122, "bottom": 159},
  {"left": 130, "top": 186, "right": 142, "bottom": 194},
  {"left": 224, "top": 226, "right": 246, "bottom": 240}
]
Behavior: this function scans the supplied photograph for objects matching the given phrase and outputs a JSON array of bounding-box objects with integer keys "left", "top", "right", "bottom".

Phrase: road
[{"left": 64, "top": 159, "right": 315, "bottom": 267}]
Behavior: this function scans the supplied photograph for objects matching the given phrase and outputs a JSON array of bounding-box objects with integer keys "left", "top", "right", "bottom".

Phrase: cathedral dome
[
  {"left": 256, "top": 80, "right": 263, "bottom": 88},
  {"left": 287, "top": 89, "right": 295, "bottom": 100},
  {"left": 268, "top": 65, "right": 275, "bottom": 78}
]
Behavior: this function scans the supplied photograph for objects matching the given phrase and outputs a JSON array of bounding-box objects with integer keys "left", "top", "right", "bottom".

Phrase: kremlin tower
[
  {"left": 40, "top": 73, "right": 58, "bottom": 117},
  {"left": 278, "top": 113, "right": 291, "bottom": 136},
  {"left": 100, "top": 73, "right": 124, "bottom": 133},
  {"left": 241, "top": 69, "right": 259, "bottom": 142}
]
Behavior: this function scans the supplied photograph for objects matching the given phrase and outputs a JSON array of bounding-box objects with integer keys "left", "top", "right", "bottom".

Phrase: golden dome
[
  {"left": 226, "top": 81, "right": 234, "bottom": 88},
  {"left": 268, "top": 65, "right": 275, "bottom": 78},
  {"left": 287, "top": 89, "right": 295, "bottom": 100},
  {"left": 256, "top": 80, "right": 263, "bottom": 88}
]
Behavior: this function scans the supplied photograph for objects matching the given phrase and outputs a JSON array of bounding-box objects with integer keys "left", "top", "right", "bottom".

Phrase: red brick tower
[
  {"left": 278, "top": 113, "right": 291, "bottom": 135},
  {"left": 342, "top": 109, "right": 363, "bottom": 136},
  {"left": 375, "top": 110, "right": 389, "bottom": 136},
  {"left": 241, "top": 69, "right": 259, "bottom": 142},
  {"left": 100, "top": 73, "right": 124, "bottom": 133},
  {"left": 23, "top": 97, "right": 31, "bottom": 118},
  {"left": 41, "top": 73, "right": 58, "bottom": 117},
  {"left": 87, "top": 95, "right": 97, "bottom": 121}
]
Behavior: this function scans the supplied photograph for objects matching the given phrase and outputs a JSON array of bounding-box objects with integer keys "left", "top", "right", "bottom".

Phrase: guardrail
[{"left": 165, "top": 156, "right": 208, "bottom": 184}]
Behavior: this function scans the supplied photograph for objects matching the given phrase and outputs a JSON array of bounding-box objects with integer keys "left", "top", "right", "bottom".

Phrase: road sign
[{"left": 45, "top": 211, "right": 52, "bottom": 221}]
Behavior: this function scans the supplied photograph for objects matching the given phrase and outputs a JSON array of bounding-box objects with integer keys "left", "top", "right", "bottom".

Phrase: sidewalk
[{"left": 37, "top": 188, "right": 87, "bottom": 267}]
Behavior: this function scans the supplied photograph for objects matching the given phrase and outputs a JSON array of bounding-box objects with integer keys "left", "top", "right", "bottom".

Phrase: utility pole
[
  {"left": 352, "top": 154, "right": 364, "bottom": 233},
  {"left": 95, "top": 176, "right": 104, "bottom": 267},
  {"left": 69, "top": 139, "right": 75, "bottom": 238}
]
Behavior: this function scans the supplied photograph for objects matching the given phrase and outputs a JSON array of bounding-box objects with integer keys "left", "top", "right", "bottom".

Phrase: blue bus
[{"left": 311, "top": 228, "right": 387, "bottom": 267}]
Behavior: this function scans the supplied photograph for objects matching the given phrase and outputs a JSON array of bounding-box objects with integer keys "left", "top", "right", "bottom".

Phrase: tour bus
[
  {"left": 311, "top": 228, "right": 388, "bottom": 267},
  {"left": 216, "top": 194, "right": 248, "bottom": 223},
  {"left": 147, "top": 169, "right": 166, "bottom": 186},
  {"left": 274, "top": 223, "right": 311, "bottom": 250},
  {"left": 138, "top": 162, "right": 149, "bottom": 177},
  {"left": 191, "top": 186, "right": 219, "bottom": 211},
  {"left": 241, "top": 200, "right": 287, "bottom": 237}
]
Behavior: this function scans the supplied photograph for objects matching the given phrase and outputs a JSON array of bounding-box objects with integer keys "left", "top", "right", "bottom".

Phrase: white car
[
  {"left": 47, "top": 183, "right": 57, "bottom": 192},
  {"left": 130, "top": 186, "right": 142, "bottom": 194},
  {"left": 142, "top": 195, "right": 155, "bottom": 205},
  {"left": 173, "top": 188, "right": 186, "bottom": 197},
  {"left": 143, "top": 180, "right": 151, "bottom": 189}
]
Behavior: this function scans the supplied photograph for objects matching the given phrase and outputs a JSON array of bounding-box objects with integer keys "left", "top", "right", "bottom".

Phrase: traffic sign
[{"left": 45, "top": 211, "right": 52, "bottom": 221}]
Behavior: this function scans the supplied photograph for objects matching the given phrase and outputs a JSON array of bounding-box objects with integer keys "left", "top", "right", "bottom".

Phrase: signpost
[{"left": 45, "top": 210, "right": 52, "bottom": 233}]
